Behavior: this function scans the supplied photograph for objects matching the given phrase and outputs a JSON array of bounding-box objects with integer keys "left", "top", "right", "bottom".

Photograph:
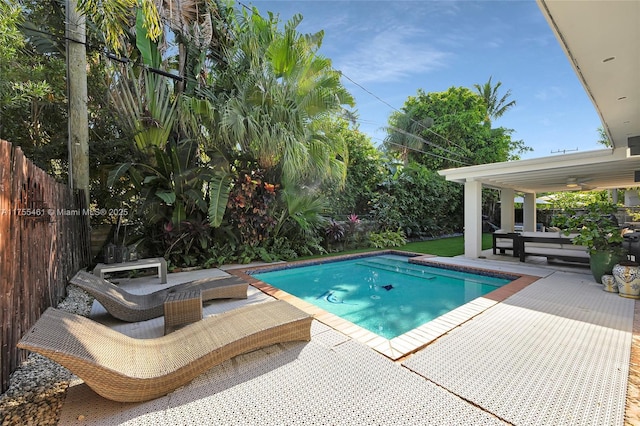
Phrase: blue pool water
[{"left": 252, "top": 254, "right": 512, "bottom": 339}]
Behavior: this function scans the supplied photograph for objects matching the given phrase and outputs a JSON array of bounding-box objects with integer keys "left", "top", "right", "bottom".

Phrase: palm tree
[
  {"left": 384, "top": 110, "right": 434, "bottom": 165},
  {"left": 155, "top": 0, "right": 233, "bottom": 94},
  {"left": 474, "top": 76, "right": 516, "bottom": 124},
  {"left": 109, "top": 67, "right": 177, "bottom": 156},
  {"left": 209, "top": 10, "right": 354, "bottom": 189},
  {"left": 79, "top": 0, "right": 233, "bottom": 87},
  {"left": 77, "top": 0, "right": 162, "bottom": 52},
  {"left": 82, "top": 3, "right": 355, "bottom": 246}
]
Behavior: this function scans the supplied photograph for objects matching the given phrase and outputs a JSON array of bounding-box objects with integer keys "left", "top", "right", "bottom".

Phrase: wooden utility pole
[{"left": 66, "top": 0, "right": 90, "bottom": 209}]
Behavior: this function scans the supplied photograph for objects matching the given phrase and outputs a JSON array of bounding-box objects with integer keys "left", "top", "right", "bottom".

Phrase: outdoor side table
[
  {"left": 164, "top": 290, "right": 202, "bottom": 335},
  {"left": 492, "top": 232, "right": 520, "bottom": 257}
]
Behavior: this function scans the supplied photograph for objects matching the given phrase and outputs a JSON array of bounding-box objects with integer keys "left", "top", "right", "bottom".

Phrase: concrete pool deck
[{"left": 57, "top": 252, "right": 639, "bottom": 425}]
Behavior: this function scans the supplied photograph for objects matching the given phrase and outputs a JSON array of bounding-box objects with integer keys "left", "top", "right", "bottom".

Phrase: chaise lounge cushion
[
  {"left": 518, "top": 231, "right": 589, "bottom": 262},
  {"left": 17, "top": 300, "right": 312, "bottom": 402},
  {"left": 70, "top": 271, "right": 248, "bottom": 322},
  {"left": 520, "top": 231, "right": 564, "bottom": 249}
]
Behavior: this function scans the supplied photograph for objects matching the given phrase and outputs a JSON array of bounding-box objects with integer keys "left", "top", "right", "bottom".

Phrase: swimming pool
[{"left": 251, "top": 254, "right": 513, "bottom": 340}]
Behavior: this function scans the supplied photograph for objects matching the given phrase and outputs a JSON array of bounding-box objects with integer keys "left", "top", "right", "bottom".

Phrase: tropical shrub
[
  {"left": 369, "top": 163, "right": 463, "bottom": 238},
  {"left": 551, "top": 199, "right": 625, "bottom": 255},
  {"left": 321, "top": 119, "right": 386, "bottom": 216},
  {"left": 325, "top": 220, "right": 346, "bottom": 244},
  {"left": 344, "top": 213, "right": 360, "bottom": 249},
  {"left": 391, "top": 163, "right": 463, "bottom": 237},
  {"left": 266, "top": 234, "right": 325, "bottom": 260},
  {"left": 269, "top": 189, "right": 328, "bottom": 258},
  {"left": 369, "top": 192, "right": 403, "bottom": 232},
  {"left": 205, "top": 240, "right": 275, "bottom": 267},
  {"left": 368, "top": 229, "right": 407, "bottom": 248},
  {"left": 225, "top": 168, "right": 278, "bottom": 248},
  {"left": 160, "top": 218, "right": 213, "bottom": 267}
]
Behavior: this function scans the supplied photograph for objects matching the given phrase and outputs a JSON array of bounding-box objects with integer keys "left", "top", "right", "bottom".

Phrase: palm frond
[{"left": 109, "top": 67, "right": 177, "bottom": 154}]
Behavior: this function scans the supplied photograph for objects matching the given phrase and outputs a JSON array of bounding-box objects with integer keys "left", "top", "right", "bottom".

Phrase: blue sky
[{"left": 245, "top": 0, "right": 605, "bottom": 160}]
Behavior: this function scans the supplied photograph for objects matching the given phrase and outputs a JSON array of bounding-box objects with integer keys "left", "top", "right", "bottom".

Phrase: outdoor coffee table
[
  {"left": 93, "top": 257, "right": 168, "bottom": 283},
  {"left": 164, "top": 290, "right": 203, "bottom": 334}
]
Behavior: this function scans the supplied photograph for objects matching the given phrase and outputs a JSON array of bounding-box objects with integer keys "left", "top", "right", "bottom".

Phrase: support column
[
  {"left": 500, "top": 188, "right": 515, "bottom": 232},
  {"left": 625, "top": 190, "right": 640, "bottom": 206},
  {"left": 523, "top": 193, "right": 537, "bottom": 232},
  {"left": 464, "top": 179, "right": 483, "bottom": 258}
]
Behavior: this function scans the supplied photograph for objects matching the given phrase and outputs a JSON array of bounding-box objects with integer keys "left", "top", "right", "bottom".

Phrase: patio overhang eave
[{"left": 439, "top": 147, "right": 639, "bottom": 193}]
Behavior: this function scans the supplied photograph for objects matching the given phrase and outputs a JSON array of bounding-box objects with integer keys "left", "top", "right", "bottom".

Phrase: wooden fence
[{"left": 0, "top": 139, "right": 90, "bottom": 393}]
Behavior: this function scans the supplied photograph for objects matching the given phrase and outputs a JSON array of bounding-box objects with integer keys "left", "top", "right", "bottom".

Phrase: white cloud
[
  {"left": 335, "top": 28, "right": 452, "bottom": 84},
  {"left": 535, "top": 86, "right": 566, "bottom": 101},
  {"left": 540, "top": 118, "right": 553, "bottom": 127},
  {"left": 484, "top": 37, "right": 504, "bottom": 49}
]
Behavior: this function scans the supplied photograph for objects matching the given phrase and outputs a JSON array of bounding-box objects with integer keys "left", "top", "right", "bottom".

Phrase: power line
[
  {"left": 22, "top": 4, "right": 478, "bottom": 167},
  {"left": 20, "top": 24, "right": 186, "bottom": 82},
  {"left": 372, "top": 138, "right": 468, "bottom": 166},
  {"left": 339, "top": 73, "right": 470, "bottom": 155},
  {"left": 383, "top": 125, "right": 471, "bottom": 165},
  {"left": 346, "top": 115, "right": 470, "bottom": 164},
  {"left": 346, "top": 114, "right": 471, "bottom": 165},
  {"left": 240, "top": 1, "right": 470, "bottom": 161},
  {"left": 237, "top": 0, "right": 252, "bottom": 11}
]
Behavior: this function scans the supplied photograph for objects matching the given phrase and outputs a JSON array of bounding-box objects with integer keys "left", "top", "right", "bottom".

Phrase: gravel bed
[{"left": 0, "top": 286, "right": 94, "bottom": 426}]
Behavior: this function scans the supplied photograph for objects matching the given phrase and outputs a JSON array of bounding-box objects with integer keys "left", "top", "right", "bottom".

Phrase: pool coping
[{"left": 230, "top": 250, "right": 540, "bottom": 360}]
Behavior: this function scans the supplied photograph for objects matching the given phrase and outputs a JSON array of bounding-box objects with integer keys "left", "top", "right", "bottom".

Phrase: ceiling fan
[{"left": 566, "top": 177, "right": 594, "bottom": 190}]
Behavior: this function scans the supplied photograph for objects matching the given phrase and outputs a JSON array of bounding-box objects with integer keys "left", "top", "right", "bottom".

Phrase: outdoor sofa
[
  {"left": 17, "top": 300, "right": 313, "bottom": 402},
  {"left": 70, "top": 271, "right": 248, "bottom": 322},
  {"left": 516, "top": 231, "right": 589, "bottom": 263},
  {"left": 493, "top": 230, "right": 589, "bottom": 264}
]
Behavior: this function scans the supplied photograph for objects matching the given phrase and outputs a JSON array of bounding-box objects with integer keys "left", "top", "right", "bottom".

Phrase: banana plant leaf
[
  {"left": 107, "top": 163, "right": 133, "bottom": 188},
  {"left": 136, "top": 8, "right": 160, "bottom": 68},
  {"left": 208, "top": 173, "right": 232, "bottom": 228}
]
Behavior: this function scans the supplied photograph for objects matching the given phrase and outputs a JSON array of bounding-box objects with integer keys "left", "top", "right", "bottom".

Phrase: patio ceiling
[
  {"left": 440, "top": 1, "right": 640, "bottom": 194},
  {"left": 539, "top": 0, "right": 640, "bottom": 151}
]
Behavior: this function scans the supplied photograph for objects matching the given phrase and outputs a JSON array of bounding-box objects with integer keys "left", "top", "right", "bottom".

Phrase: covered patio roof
[
  {"left": 438, "top": 0, "right": 640, "bottom": 258},
  {"left": 440, "top": 147, "right": 637, "bottom": 193},
  {"left": 539, "top": 0, "right": 639, "bottom": 152}
]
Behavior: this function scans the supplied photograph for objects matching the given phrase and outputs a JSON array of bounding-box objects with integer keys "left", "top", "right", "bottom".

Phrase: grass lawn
[
  {"left": 299, "top": 234, "right": 493, "bottom": 260},
  {"left": 402, "top": 233, "right": 494, "bottom": 256}
]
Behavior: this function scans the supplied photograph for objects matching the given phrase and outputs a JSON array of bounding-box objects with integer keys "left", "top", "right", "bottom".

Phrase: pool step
[
  {"left": 356, "top": 260, "right": 437, "bottom": 280},
  {"left": 359, "top": 258, "right": 506, "bottom": 287}
]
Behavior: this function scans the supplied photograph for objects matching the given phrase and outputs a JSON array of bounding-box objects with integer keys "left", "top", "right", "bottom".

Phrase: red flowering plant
[
  {"left": 226, "top": 168, "right": 278, "bottom": 247},
  {"left": 347, "top": 213, "right": 360, "bottom": 230},
  {"left": 344, "top": 213, "right": 359, "bottom": 248}
]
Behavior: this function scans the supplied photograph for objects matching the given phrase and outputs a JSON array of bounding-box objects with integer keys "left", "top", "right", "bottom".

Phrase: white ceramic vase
[
  {"left": 601, "top": 274, "right": 617, "bottom": 293},
  {"left": 612, "top": 263, "right": 640, "bottom": 299}
]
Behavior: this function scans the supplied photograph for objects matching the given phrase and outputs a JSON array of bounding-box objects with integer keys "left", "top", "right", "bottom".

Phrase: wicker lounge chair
[
  {"left": 17, "top": 300, "right": 313, "bottom": 402},
  {"left": 70, "top": 271, "right": 248, "bottom": 322}
]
